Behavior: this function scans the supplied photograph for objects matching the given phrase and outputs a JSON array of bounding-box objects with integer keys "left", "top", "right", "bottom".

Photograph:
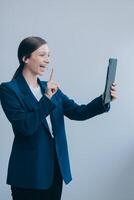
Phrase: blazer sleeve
[
  {"left": 58, "top": 89, "right": 110, "bottom": 120},
  {"left": 0, "top": 83, "right": 56, "bottom": 137}
]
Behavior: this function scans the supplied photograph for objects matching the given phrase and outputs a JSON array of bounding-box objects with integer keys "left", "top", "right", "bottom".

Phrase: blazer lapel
[
  {"left": 16, "top": 73, "right": 51, "bottom": 135},
  {"left": 16, "top": 73, "right": 63, "bottom": 138}
]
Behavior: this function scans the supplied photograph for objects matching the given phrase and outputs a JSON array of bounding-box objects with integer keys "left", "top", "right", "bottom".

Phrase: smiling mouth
[{"left": 40, "top": 65, "right": 47, "bottom": 68}]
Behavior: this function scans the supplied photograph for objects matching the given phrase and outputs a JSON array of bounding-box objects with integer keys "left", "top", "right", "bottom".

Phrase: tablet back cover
[{"left": 104, "top": 58, "right": 117, "bottom": 104}]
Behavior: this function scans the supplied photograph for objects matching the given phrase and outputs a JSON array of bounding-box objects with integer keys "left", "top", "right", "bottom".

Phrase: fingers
[
  {"left": 111, "top": 83, "right": 117, "bottom": 90},
  {"left": 111, "top": 82, "right": 117, "bottom": 100},
  {"left": 48, "top": 67, "right": 60, "bottom": 89},
  {"left": 111, "top": 91, "right": 117, "bottom": 99},
  {"left": 112, "top": 82, "right": 117, "bottom": 86},
  {"left": 111, "top": 86, "right": 116, "bottom": 91},
  {"left": 48, "top": 68, "right": 54, "bottom": 82}
]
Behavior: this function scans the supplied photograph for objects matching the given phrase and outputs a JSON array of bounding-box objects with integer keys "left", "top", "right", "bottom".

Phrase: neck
[{"left": 22, "top": 67, "right": 39, "bottom": 88}]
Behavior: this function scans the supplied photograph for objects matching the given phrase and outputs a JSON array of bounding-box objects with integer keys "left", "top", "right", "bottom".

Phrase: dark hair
[{"left": 12, "top": 36, "right": 47, "bottom": 80}]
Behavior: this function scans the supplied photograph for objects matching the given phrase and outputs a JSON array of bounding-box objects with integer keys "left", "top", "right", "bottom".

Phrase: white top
[{"left": 29, "top": 85, "right": 54, "bottom": 138}]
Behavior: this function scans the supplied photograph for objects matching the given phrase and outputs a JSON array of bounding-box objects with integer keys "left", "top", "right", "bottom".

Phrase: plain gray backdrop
[{"left": 0, "top": 0, "right": 133, "bottom": 199}]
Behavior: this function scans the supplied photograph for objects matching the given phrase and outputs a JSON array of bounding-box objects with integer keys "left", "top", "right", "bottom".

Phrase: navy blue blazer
[{"left": 0, "top": 73, "right": 110, "bottom": 189}]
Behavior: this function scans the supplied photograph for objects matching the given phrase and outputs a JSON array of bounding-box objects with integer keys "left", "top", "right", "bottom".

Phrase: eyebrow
[{"left": 38, "top": 51, "right": 50, "bottom": 54}]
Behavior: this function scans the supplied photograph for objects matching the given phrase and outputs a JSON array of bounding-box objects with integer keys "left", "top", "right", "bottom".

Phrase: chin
[{"left": 38, "top": 72, "right": 44, "bottom": 76}]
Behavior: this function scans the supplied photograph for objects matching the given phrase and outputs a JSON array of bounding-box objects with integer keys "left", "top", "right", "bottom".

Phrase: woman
[{"left": 0, "top": 36, "right": 117, "bottom": 200}]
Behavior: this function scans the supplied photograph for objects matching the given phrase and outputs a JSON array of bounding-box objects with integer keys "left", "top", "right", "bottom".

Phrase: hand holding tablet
[{"left": 103, "top": 58, "right": 117, "bottom": 104}]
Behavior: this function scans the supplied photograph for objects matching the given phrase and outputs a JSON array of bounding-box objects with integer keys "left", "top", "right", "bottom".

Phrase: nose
[
  {"left": 46, "top": 58, "right": 50, "bottom": 64},
  {"left": 44, "top": 56, "right": 50, "bottom": 64}
]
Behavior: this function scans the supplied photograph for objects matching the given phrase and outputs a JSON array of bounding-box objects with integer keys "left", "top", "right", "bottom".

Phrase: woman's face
[{"left": 24, "top": 44, "right": 50, "bottom": 76}]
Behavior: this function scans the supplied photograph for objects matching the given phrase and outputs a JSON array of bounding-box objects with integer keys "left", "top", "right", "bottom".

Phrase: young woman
[{"left": 0, "top": 36, "right": 117, "bottom": 200}]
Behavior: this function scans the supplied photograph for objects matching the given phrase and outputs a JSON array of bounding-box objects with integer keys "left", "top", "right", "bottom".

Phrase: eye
[
  {"left": 40, "top": 54, "right": 45, "bottom": 56},
  {"left": 39, "top": 53, "right": 50, "bottom": 57}
]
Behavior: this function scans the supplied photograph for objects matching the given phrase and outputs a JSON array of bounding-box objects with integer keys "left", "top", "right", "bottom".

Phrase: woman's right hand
[{"left": 45, "top": 68, "right": 60, "bottom": 99}]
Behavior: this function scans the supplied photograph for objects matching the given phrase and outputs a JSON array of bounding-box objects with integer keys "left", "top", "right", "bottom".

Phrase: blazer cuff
[{"left": 101, "top": 94, "right": 111, "bottom": 112}]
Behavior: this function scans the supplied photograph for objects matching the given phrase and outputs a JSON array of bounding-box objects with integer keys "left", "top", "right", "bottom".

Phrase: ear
[{"left": 22, "top": 56, "right": 29, "bottom": 64}]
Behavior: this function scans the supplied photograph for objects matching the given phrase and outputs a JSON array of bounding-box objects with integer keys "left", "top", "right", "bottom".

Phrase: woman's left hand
[{"left": 111, "top": 82, "right": 117, "bottom": 101}]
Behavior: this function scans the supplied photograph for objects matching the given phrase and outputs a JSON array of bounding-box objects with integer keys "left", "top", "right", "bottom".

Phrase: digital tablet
[{"left": 103, "top": 58, "right": 117, "bottom": 104}]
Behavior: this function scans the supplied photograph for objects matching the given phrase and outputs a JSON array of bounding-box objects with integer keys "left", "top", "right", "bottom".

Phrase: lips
[{"left": 40, "top": 65, "right": 46, "bottom": 68}]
